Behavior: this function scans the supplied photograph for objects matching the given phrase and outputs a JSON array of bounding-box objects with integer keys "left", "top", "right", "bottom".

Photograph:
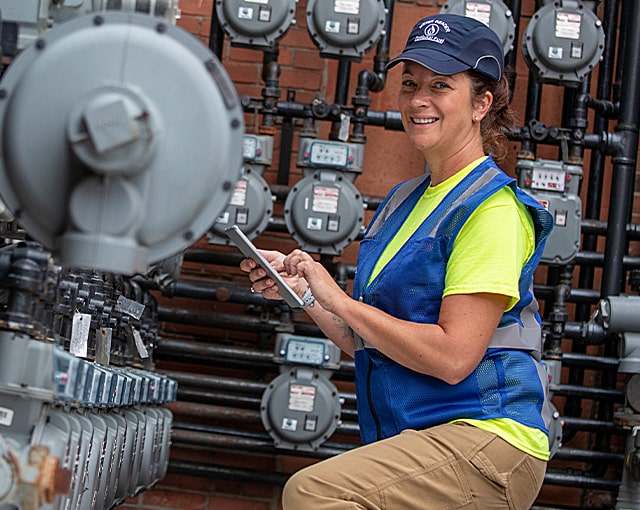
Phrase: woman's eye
[
  {"left": 401, "top": 79, "right": 416, "bottom": 88},
  {"left": 434, "top": 82, "right": 449, "bottom": 90}
]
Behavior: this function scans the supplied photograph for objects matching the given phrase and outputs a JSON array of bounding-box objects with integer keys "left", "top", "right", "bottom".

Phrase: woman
[{"left": 242, "top": 13, "right": 554, "bottom": 509}]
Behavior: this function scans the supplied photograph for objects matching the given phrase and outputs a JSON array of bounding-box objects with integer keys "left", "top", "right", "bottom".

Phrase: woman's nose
[{"left": 410, "top": 89, "right": 431, "bottom": 107}]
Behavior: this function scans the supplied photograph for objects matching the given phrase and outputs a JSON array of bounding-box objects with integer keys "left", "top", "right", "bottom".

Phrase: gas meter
[
  {"left": 284, "top": 139, "right": 365, "bottom": 255},
  {"left": 0, "top": 11, "right": 244, "bottom": 274},
  {"left": 215, "top": 0, "right": 297, "bottom": 50},
  {"left": 517, "top": 159, "right": 582, "bottom": 265},
  {"left": 522, "top": 0, "right": 604, "bottom": 86},
  {"left": 305, "top": 0, "right": 387, "bottom": 60},
  {"left": 261, "top": 334, "right": 342, "bottom": 451},
  {"left": 441, "top": 0, "right": 516, "bottom": 55},
  {"left": 209, "top": 135, "right": 274, "bottom": 244}
]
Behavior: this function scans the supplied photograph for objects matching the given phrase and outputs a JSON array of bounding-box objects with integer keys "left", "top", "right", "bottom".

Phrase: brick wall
[{"left": 120, "top": 1, "right": 618, "bottom": 509}]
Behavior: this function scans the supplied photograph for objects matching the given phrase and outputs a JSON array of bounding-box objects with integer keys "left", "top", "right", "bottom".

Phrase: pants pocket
[
  {"left": 378, "top": 455, "right": 473, "bottom": 510},
  {"left": 468, "top": 435, "right": 546, "bottom": 510},
  {"left": 505, "top": 456, "right": 546, "bottom": 510}
]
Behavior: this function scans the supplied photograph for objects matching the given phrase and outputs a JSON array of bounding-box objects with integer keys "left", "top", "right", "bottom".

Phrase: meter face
[
  {"left": 309, "top": 142, "right": 349, "bottom": 167},
  {"left": 285, "top": 339, "right": 325, "bottom": 365},
  {"left": 243, "top": 136, "right": 258, "bottom": 160},
  {"left": 531, "top": 168, "right": 566, "bottom": 192}
]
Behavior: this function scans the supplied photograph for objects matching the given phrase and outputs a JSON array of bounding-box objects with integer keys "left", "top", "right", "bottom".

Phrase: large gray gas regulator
[{"left": 0, "top": 1, "right": 245, "bottom": 509}]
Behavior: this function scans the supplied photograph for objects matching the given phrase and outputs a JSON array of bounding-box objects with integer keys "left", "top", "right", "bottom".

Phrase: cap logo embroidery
[{"left": 415, "top": 19, "right": 450, "bottom": 45}]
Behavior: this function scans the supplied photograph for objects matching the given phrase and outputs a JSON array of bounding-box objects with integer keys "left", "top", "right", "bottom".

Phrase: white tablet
[{"left": 225, "top": 225, "right": 304, "bottom": 308}]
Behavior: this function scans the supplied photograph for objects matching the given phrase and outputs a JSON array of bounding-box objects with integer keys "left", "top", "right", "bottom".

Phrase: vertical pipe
[
  {"left": 277, "top": 89, "right": 296, "bottom": 185},
  {"left": 504, "top": 0, "right": 523, "bottom": 100},
  {"left": 601, "top": 1, "right": 640, "bottom": 298},
  {"left": 601, "top": 0, "right": 640, "bottom": 493},
  {"left": 208, "top": 3, "right": 225, "bottom": 60},
  {"left": 568, "top": 0, "right": 619, "bottom": 424},
  {"left": 576, "top": 0, "right": 619, "bottom": 316},
  {"left": 330, "top": 59, "right": 352, "bottom": 140},
  {"left": 518, "top": 70, "right": 543, "bottom": 159}
]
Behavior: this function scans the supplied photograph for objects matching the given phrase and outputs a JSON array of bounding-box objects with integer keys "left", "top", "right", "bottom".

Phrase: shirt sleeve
[{"left": 443, "top": 186, "right": 535, "bottom": 311}]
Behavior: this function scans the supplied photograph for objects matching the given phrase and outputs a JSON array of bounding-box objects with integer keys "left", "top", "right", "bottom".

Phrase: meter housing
[
  {"left": 522, "top": 0, "right": 604, "bottom": 86},
  {"left": 0, "top": 0, "right": 181, "bottom": 56},
  {"left": 215, "top": 0, "right": 297, "bottom": 50},
  {"left": 285, "top": 139, "right": 365, "bottom": 255},
  {"left": 517, "top": 159, "right": 582, "bottom": 265},
  {"left": 0, "top": 12, "right": 244, "bottom": 275},
  {"left": 305, "top": 0, "right": 387, "bottom": 60},
  {"left": 260, "top": 334, "right": 342, "bottom": 452},
  {"left": 209, "top": 135, "right": 274, "bottom": 244},
  {"left": 441, "top": 0, "right": 516, "bottom": 55}
]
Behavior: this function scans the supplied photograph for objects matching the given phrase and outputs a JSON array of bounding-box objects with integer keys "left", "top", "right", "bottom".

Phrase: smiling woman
[{"left": 240, "top": 13, "right": 555, "bottom": 509}]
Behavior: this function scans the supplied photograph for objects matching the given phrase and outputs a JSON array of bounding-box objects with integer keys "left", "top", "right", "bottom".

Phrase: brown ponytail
[{"left": 468, "top": 72, "right": 515, "bottom": 168}]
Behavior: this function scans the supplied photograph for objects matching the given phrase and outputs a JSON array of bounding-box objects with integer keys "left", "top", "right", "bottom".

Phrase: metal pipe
[
  {"left": 277, "top": 89, "right": 297, "bottom": 185},
  {"left": 550, "top": 384, "right": 623, "bottom": 401},
  {"left": 330, "top": 59, "right": 352, "bottom": 140},
  {"left": 168, "top": 459, "right": 290, "bottom": 486},
  {"left": 171, "top": 428, "right": 354, "bottom": 458},
  {"left": 553, "top": 447, "right": 623, "bottom": 465},
  {"left": 155, "top": 338, "right": 356, "bottom": 376},
  {"left": 601, "top": 0, "right": 640, "bottom": 298},
  {"left": 504, "top": 0, "right": 522, "bottom": 100},
  {"left": 561, "top": 416, "right": 620, "bottom": 433},
  {"left": 207, "top": 2, "right": 224, "bottom": 59},
  {"left": 543, "top": 470, "right": 620, "bottom": 492},
  {"left": 594, "top": 0, "right": 640, "bottom": 486}
]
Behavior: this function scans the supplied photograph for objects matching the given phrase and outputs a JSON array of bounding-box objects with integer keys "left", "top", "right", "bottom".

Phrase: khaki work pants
[{"left": 283, "top": 422, "right": 547, "bottom": 509}]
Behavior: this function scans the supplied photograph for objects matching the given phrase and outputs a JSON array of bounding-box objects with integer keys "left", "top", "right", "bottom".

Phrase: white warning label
[
  {"left": 288, "top": 384, "right": 316, "bottom": 412},
  {"left": 312, "top": 186, "right": 339, "bottom": 213}
]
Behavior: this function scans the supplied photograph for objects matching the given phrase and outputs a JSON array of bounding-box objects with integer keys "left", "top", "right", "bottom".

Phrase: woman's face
[{"left": 398, "top": 62, "right": 486, "bottom": 160}]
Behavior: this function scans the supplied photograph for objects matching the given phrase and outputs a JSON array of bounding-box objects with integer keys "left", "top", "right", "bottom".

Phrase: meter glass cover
[
  {"left": 309, "top": 142, "right": 349, "bottom": 167},
  {"left": 243, "top": 136, "right": 258, "bottom": 159},
  {"left": 531, "top": 168, "right": 566, "bottom": 192},
  {"left": 285, "top": 339, "right": 326, "bottom": 365}
]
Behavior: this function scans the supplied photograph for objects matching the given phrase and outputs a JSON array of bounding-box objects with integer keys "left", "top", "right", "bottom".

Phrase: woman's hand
[
  {"left": 283, "top": 249, "right": 349, "bottom": 313},
  {"left": 239, "top": 249, "right": 307, "bottom": 301}
]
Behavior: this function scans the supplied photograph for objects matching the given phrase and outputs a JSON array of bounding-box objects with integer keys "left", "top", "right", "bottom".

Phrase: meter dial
[
  {"left": 284, "top": 339, "right": 326, "bottom": 366},
  {"left": 531, "top": 168, "right": 567, "bottom": 192},
  {"left": 308, "top": 142, "right": 349, "bottom": 167}
]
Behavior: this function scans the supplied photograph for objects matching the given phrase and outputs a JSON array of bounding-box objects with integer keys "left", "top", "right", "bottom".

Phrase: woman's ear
[{"left": 476, "top": 91, "right": 494, "bottom": 120}]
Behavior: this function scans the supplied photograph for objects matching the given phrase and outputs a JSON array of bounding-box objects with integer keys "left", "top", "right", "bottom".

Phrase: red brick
[
  {"left": 180, "top": 0, "right": 214, "bottom": 17},
  {"left": 292, "top": 49, "right": 325, "bottom": 71},
  {"left": 178, "top": 15, "right": 206, "bottom": 37},
  {"left": 279, "top": 68, "right": 323, "bottom": 91},
  {"left": 224, "top": 61, "right": 261, "bottom": 85}
]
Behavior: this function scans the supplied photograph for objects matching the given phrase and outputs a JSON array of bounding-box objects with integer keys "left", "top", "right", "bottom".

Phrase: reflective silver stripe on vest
[
  {"left": 366, "top": 166, "right": 502, "bottom": 239},
  {"left": 535, "top": 357, "right": 553, "bottom": 430},
  {"left": 427, "top": 166, "right": 500, "bottom": 237},
  {"left": 489, "top": 283, "right": 544, "bottom": 360},
  {"left": 365, "top": 175, "right": 429, "bottom": 238}
]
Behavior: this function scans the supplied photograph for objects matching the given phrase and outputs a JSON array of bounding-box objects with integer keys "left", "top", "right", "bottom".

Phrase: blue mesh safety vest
[{"left": 352, "top": 157, "right": 554, "bottom": 444}]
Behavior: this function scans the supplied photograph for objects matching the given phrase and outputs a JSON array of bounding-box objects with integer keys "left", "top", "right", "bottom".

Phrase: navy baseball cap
[{"left": 387, "top": 13, "right": 504, "bottom": 82}]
